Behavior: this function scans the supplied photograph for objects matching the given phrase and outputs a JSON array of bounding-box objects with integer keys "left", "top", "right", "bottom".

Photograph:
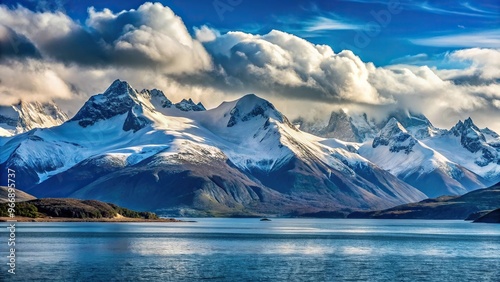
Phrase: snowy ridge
[
  {"left": 0, "top": 81, "right": 428, "bottom": 214},
  {"left": 298, "top": 106, "right": 500, "bottom": 185},
  {"left": 2, "top": 79, "right": 498, "bottom": 214},
  {"left": 70, "top": 79, "right": 205, "bottom": 128},
  {"left": 359, "top": 119, "right": 491, "bottom": 197},
  {"left": 422, "top": 118, "right": 500, "bottom": 180}
]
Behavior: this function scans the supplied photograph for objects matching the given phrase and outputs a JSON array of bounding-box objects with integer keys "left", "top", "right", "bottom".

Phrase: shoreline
[{"left": 0, "top": 216, "right": 186, "bottom": 223}]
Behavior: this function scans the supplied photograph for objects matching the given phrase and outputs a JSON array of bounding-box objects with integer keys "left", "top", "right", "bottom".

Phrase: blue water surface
[{"left": 1, "top": 218, "right": 499, "bottom": 281}]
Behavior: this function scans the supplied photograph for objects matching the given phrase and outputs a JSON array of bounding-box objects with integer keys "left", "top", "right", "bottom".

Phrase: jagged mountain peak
[
  {"left": 0, "top": 100, "right": 68, "bottom": 136},
  {"left": 447, "top": 117, "right": 496, "bottom": 165},
  {"left": 326, "top": 109, "right": 350, "bottom": 123},
  {"left": 226, "top": 94, "right": 285, "bottom": 127},
  {"left": 70, "top": 80, "right": 141, "bottom": 127},
  {"left": 140, "top": 88, "right": 173, "bottom": 109},
  {"left": 452, "top": 117, "right": 481, "bottom": 133},
  {"left": 71, "top": 80, "right": 208, "bottom": 127},
  {"left": 380, "top": 117, "right": 408, "bottom": 134},
  {"left": 103, "top": 79, "right": 138, "bottom": 98},
  {"left": 360, "top": 116, "right": 490, "bottom": 198},
  {"left": 464, "top": 117, "right": 476, "bottom": 127},
  {"left": 320, "top": 109, "right": 371, "bottom": 142},
  {"left": 373, "top": 118, "right": 416, "bottom": 154},
  {"left": 450, "top": 117, "right": 486, "bottom": 149},
  {"left": 382, "top": 109, "right": 438, "bottom": 139},
  {"left": 175, "top": 98, "right": 206, "bottom": 112}
]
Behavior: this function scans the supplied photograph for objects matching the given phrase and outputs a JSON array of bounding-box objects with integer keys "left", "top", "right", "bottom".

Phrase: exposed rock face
[
  {"left": 140, "top": 89, "right": 173, "bottom": 108},
  {"left": 294, "top": 108, "right": 438, "bottom": 142},
  {"left": 175, "top": 99, "right": 206, "bottom": 112},
  {"left": 322, "top": 111, "right": 361, "bottom": 142},
  {"left": 451, "top": 118, "right": 485, "bottom": 153},
  {"left": 372, "top": 118, "right": 416, "bottom": 154},
  {"left": 449, "top": 118, "right": 499, "bottom": 167},
  {"left": 71, "top": 80, "right": 138, "bottom": 127},
  {"left": 122, "top": 106, "right": 151, "bottom": 132},
  {"left": 359, "top": 118, "right": 489, "bottom": 198}
]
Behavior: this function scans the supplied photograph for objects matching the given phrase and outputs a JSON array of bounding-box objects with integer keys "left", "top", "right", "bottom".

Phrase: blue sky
[
  {"left": 3, "top": 0, "right": 499, "bottom": 66},
  {"left": 0, "top": 0, "right": 499, "bottom": 131}
]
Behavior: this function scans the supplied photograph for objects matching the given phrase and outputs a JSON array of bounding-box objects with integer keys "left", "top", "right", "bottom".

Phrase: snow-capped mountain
[
  {"left": 421, "top": 118, "right": 500, "bottom": 181},
  {"left": 0, "top": 80, "right": 426, "bottom": 216},
  {"left": 175, "top": 98, "right": 206, "bottom": 111},
  {"left": 0, "top": 101, "right": 68, "bottom": 136},
  {"left": 358, "top": 118, "right": 488, "bottom": 197},
  {"left": 298, "top": 108, "right": 500, "bottom": 195},
  {"left": 294, "top": 110, "right": 377, "bottom": 142},
  {"left": 296, "top": 108, "right": 445, "bottom": 142},
  {"left": 2, "top": 80, "right": 498, "bottom": 214},
  {"left": 70, "top": 80, "right": 206, "bottom": 128},
  {"left": 382, "top": 109, "right": 444, "bottom": 139}
]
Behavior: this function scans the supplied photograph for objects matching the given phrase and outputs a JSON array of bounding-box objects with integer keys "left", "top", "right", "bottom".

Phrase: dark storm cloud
[
  {"left": 0, "top": 25, "right": 40, "bottom": 60},
  {"left": 0, "top": 3, "right": 212, "bottom": 72},
  {"left": 39, "top": 26, "right": 108, "bottom": 66}
]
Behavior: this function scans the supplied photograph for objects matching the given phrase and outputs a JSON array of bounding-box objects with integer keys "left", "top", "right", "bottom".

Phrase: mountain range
[
  {"left": 0, "top": 80, "right": 499, "bottom": 216},
  {"left": 298, "top": 109, "right": 500, "bottom": 197}
]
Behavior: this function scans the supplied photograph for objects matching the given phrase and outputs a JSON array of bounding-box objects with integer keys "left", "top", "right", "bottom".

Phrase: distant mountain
[
  {"left": 294, "top": 108, "right": 442, "bottom": 142},
  {"left": 175, "top": 98, "right": 206, "bottom": 112},
  {"left": 296, "top": 107, "right": 500, "bottom": 196},
  {"left": 0, "top": 80, "right": 426, "bottom": 216},
  {"left": 348, "top": 182, "right": 500, "bottom": 220},
  {"left": 0, "top": 101, "right": 68, "bottom": 136},
  {"left": 358, "top": 118, "right": 488, "bottom": 197},
  {"left": 421, "top": 118, "right": 500, "bottom": 181},
  {"left": 298, "top": 107, "right": 500, "bottom": 184},
  {"left": 2, "top": 79, "right": 499, "bottom": 215},
  {"left": 294, "top": 109, "right": 377, "bottom": 142}
]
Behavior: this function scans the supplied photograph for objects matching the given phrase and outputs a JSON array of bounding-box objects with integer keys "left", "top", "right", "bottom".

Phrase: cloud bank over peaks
[
  {"left": 0, "top": 2, "right": 498, "bottom": 131},
  {"left": 202, "top": 28, "right": 386, "bottom": 105},
  {"left": 0, "top": 2, "right": 212, "bottom": 72}
]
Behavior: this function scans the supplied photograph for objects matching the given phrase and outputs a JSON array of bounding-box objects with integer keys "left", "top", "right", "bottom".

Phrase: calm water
[{"left": 1, "top": 219, "right": 499, "bottom": 281}]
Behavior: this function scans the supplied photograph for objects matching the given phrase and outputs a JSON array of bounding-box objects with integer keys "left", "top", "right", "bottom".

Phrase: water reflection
[{"left": 4, "top": 219, "right": 500, "bottom": 281}]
